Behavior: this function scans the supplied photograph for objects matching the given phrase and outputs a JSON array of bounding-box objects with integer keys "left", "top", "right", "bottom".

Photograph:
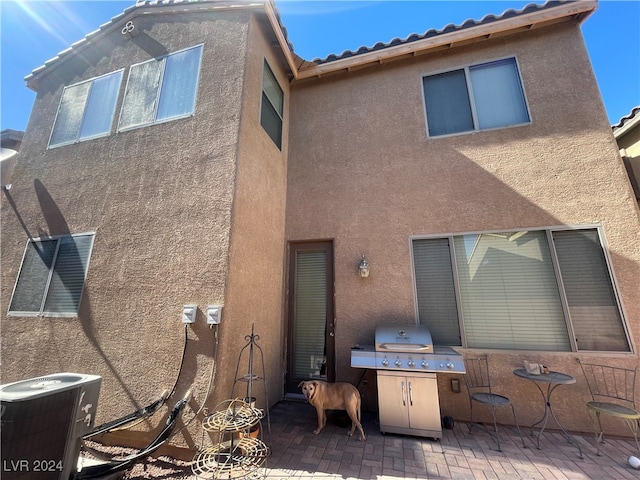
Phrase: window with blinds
[
  {"left": 8, "top": 234, "right": 95, "bottom": 317},
  {"left": 49, "top": 70, "right": 123, "bottom": 148},
  {"left": 423, "top": 57, "right": 530, "bottom": 137},
  {"left": 412, "top": 228, "right": 629, "bottom": 352},
  {"left": 118, "top": 45, "right": 203, "bottom": 131},
  {"left": 293, "top": 251, "right": 328, "bottom": 379},
  {"left": 260, "top": 60, "right": 284, "bottom": 149}
]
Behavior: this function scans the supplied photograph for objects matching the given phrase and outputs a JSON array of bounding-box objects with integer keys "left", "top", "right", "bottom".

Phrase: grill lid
[{"left": 375, "top": 325, "right": 433, "bottom": 353}]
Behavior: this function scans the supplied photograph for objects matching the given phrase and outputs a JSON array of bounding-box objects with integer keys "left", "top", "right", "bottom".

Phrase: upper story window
[
  {"left": 412, "top": 227, "right": 630, "bottom": 352},
  {"left": 118, "top": 44, "right": 203, "bottom": 131},
  {"left": 423, "top": 57, "right": 530, "bottom": 137},
  {"left": 260, "top": 60, "right": 284, "bottom": 149},
  {"left": 8, "top": 233, "right": 95, "bottom": 317},
  {"left": 49, "top": 70, "right": 123, "bottom": 148}
]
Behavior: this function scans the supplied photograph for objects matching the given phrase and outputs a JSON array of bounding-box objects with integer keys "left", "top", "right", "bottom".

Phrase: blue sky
[{"left": 1, "top": 0, "right": 639, "bottom": 132}]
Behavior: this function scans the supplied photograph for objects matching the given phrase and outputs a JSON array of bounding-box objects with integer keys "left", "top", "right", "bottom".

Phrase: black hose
[
  {"left": 73, "top": 397, "right": 189, "bottom": 479},
  {"left": 81, "top": 324, "right": 188, "bottom": 439},
  {"left": 82, "top": 391, "right": 168, "bottom": 439}
]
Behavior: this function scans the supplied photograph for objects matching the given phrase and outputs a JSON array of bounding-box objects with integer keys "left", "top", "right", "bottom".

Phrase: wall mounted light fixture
[{"left": 358, "top": 255, "right": 370, "bottom": 278}]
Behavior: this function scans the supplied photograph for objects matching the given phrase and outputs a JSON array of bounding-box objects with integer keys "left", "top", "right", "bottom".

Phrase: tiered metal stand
[
  {"left": 192, "top": 399, "right": 268, "bottom": 479},
  {"left": 230, "top": 324, "right": 270, "bottom": 434},
  {"left": 192, "top": 326, "right": 270, "bottom": 479}
]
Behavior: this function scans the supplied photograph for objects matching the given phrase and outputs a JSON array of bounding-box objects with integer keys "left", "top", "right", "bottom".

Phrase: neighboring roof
[
  {"left": 1, "top": 129, "right": 24, "bottom": 148},
  {"left": 613, "top": 106, "right": 640, "bottom": 139},
  {"left": 24, "top": 0, "right": 597, "bottom": 88}
]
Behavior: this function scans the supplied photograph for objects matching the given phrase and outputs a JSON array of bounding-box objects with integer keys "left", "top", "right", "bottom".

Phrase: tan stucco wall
[
  {"left": 286, "top": 23, "right": 640, "bottom": 436},
  {"left": 0, "top": 9, "right": 286, "bottom": 455},
  {"left": 206, "top": 12, "right": 289, "bottom": 420}
]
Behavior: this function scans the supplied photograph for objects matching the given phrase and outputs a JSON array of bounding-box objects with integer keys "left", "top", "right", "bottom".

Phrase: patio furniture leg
[
  {"left": 624, "top": 418, "right": 640, "bottom": 456},
  {"left": 589, "top": 409, "right": 605, "bottom": 455},
  {"left": 510, "top": 404, "right": 527, "bottom": 448}
]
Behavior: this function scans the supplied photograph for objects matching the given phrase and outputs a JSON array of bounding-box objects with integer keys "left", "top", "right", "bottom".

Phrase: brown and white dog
[{"left": 298, "top": 380, "right": 366, "bottom": 441}]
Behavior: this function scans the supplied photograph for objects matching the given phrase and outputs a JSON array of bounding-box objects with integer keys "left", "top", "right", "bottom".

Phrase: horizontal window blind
[
  {"left": 9, "top": 241, "right": 57, "bottom": 313},
  {"left": 423, "top": 69, "right": 473, "bottom": 136},
  {"left": 453, "top": 232, "right": 570, "bottom": 351},
  {"left": 43, "top": 235, "right": 94, "bottom": 315},
  {"left": 9, "top": 234, "right": 94, "bottom": 316},
  {"left": 412, "top": 238, "right": 461, "bottom": 345},
  {"left": 293, "top": 251, "right": 327, "bottom": 379},
  {"left": 469, "top": 58, "right": 529, "bottom": 129},
  {"left": 552, "top": 229, "right": 629, "bottom": 351},
  {"left": 157, "top": 45, "right": 202, "bottom": 121}
]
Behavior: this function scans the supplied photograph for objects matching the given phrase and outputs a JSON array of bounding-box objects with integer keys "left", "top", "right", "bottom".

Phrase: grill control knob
[
  {"left": 407, "top": 359, "right": 415, "bottom": 368},
  {"left": 394, "top": 359, "right": 402, "bottom": 367},
  {"left": 421, "top": 360, "right": 429, "bottom": 369},
  {"left": 381, "top": 358, "right": 389, "bottom": 367},
  {"left": 446, "top": 362, "right": 455, "bottom": 370}
]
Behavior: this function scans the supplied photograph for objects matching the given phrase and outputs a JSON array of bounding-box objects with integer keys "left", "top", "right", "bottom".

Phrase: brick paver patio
[{"left": 261, "top": 400, "right": 640, "bottom": 479}]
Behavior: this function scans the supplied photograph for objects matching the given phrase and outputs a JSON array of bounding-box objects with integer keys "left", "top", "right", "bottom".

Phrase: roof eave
[
  {"left": 614, "top": 113, "right": 640, "bottom": 139},
  {"left": 293, "top": 0, "right": 597, "bottom": 81},
  {"left": 24, "top": 1, "right": 269, "bottom": 92}
]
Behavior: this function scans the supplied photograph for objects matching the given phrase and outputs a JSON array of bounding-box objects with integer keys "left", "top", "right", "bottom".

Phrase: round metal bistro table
[{"left": 513, "top": 368, "right": 583, "bottom": 458}]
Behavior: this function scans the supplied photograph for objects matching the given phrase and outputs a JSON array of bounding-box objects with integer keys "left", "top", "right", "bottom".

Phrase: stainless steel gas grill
[{"left": 351, "top": 325, "right": 465, "bottom": 439}]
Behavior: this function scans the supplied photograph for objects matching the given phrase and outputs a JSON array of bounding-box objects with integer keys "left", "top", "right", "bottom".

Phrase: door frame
[{"left": 285, "top": 240, "right": 335, "bottom": 394}]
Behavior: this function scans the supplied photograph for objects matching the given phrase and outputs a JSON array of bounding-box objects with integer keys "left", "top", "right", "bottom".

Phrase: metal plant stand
[
  {"left": 192, "top": 398, "right": 268, "bottom": 479},
  {"left": 230, "top": 324, "right": 270, "bottom": 434},
  {"left": 192, "top": 326, "right": 271, "bottom": 479}
]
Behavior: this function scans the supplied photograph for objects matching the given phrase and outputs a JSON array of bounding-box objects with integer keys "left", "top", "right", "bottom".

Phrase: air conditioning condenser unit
[{"left": 1, "top": 372, "right": 102, "bottom": 480}]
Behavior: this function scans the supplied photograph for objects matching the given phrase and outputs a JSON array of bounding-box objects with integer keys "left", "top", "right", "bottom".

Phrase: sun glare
[{"left": 12, "top": 1, "right": 71, "bottom": 47}]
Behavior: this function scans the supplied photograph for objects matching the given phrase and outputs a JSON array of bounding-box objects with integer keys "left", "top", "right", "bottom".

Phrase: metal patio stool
[
  {"left": 464, "top": 355, "right": 526, "bottom": 452},
  {"left": 578, "top": 360, "right": 640, "bottom": 456}
]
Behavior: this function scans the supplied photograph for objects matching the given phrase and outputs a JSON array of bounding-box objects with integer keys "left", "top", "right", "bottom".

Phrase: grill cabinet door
[
  {"left": 376, "top": 373, "right": 410, "bottom": 429},
  {"left": 406, "top": 373, "right": 441, "bottom": 432}
]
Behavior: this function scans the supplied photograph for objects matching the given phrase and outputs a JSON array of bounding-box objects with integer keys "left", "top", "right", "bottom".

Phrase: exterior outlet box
[
  {"left": 206, "top": 305, "right": 222, "bottom": 324},
  {"left": 182, "top": 305, "right": 197, "bottom": 324}
]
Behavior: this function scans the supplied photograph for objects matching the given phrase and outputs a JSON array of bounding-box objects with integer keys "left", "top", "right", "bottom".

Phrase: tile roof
[
  {"left": 311, "top": 0, "right": 568, "bottom": 65},
  {"left": 24, "top": 1, "right": 277, "bottom": 90},
  {"left": 24, "top": 0, "right": 594, "bottom": 87},
  {"left": 613, "top": 105, "right": 640, "bottom": 130}
]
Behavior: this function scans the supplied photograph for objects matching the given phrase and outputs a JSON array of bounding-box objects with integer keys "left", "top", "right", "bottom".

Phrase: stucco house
[{"left": 2, "top": 0, "right": 639, "bottom": 458}]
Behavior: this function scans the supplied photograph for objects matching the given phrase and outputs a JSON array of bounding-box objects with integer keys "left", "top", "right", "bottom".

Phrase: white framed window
[
  {"left": 411, "top": 227, "right": 630, "bottom": 352},
  {"left": 118, "top": 45, "right": 203, "bottom": 131},
  {"left": 8, "top": 233, "right": 95, "bottom": 317},
  {"left": 423, "top": 57, "right": 530, "bottom": 137},
  {"left": 260, "top": 60, "right": 284, "bottom": 149},
  {"left": 49, "top": 70, "right": 123, "bottom": 148}
]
